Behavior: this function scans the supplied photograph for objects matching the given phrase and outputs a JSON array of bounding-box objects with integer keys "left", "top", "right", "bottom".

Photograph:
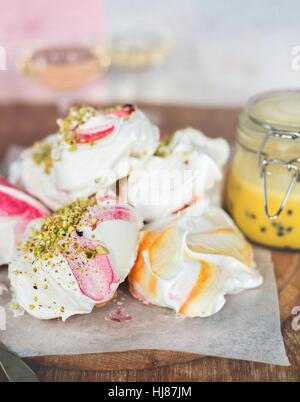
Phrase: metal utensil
[{"left": 0, "top": 341, "right": 39, "bottom": 382}]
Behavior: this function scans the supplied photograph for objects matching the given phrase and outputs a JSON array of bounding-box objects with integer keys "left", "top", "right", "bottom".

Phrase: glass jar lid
[
  {"left": 238, "top": 89, "right": 300, "bottom": 156},
  {"left": 247, "top": 89, "right": 300, "bottom": 129}
]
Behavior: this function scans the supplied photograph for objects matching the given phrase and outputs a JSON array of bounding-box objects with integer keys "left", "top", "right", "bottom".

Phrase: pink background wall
[
  {"left": 0, "top": 1, "right": 299, "bottom": 106},
  {"left": 0, "top": 0, "right": 103, "bottom": 102}
]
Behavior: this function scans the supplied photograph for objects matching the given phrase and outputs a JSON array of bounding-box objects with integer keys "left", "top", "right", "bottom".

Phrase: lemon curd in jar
[{"left": 226, "top": 90, "right": 300, "bottom": 249}]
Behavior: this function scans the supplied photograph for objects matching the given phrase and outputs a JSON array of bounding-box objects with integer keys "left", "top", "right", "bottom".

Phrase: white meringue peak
[
  {"left": 9, "top": 105, "right": 160, "bottom": 210},
  {"left": 121, "top": 128, "right": 229, "bottom": 223},
  {"left": 9, "top": 195, "right": 142, "bottom": 321},
  {"left": 0, "top": 176, "right": 48, "bottom": 266},
  {"left": 169, "top": 127, "right": 230, "bottom": 167},
  {"left": 128, "top": 207, "right": 263, "bottom": 318}
]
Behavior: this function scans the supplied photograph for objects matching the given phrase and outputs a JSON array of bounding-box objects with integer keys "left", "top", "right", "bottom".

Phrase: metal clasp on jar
[{"left": 258, "top": 129, "right": 300, "bottom": 220}]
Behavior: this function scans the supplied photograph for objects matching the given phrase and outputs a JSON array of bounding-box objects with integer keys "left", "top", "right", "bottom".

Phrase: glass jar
[{"left": 226, "top": 89, "right": 300, "bottom": 249}]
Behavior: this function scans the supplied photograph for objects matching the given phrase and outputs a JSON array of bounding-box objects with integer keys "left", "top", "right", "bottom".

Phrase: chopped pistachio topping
[
  {"left": 84, "top": 244, "right": 108, "bottom": 259},
  {"left": 85, "top": 248, "right": 97, "bottom": 259},
  {"left": 102, "top": 105, "right": 122, "bottom": 113},
  {"left": 96, "top": 245, "right": 109, "bottom": 255},
  {"left": 57, "top": 106, "right": 97, "bottom": 145},
  {"left": 101, "top": 104, "right": 132, "bottom": 118},
  {"left": 154, "top": 136, "right": 172, "bottom": 157},
  {"left": 83, "top": 245, "right": 109, "bottom": 259},
  {"left": 22, "top": 197, "right": 95, "bottom": 260},
  {"left": 31, "top": 142, "right": 54, "bottom": 174}
]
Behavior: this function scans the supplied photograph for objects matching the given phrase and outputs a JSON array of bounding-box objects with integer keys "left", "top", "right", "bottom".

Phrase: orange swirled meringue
[
  {"left": 9, "top": 195, "right": 142, "bottom": 320},
  {"left": 9, "top": 105, "right": 159, "bottom": 210},
  {"left": 121, "top": 127, "right": 229, "bottom": 223},
  {"left": 129, "top": 207, "right": 263, "bottom": 317}
]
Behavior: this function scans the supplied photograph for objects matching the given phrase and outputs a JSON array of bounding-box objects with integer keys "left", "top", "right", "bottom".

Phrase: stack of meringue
[{"left": 0, "top": 104, "right": 263, "bottom": 321}]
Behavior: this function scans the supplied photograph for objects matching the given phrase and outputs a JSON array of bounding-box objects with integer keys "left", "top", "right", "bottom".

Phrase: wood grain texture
[{"left": 0, "top": 104, "right": 299, "bottom": 382}]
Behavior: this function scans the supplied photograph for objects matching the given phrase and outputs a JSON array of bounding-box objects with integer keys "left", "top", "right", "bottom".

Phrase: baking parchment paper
[{"left": 0, "top": 248, "right": 289, "bottom": 365}]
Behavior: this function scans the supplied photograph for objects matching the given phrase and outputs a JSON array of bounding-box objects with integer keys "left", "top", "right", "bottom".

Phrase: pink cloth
[{"left": 0, "top": 0, "right": 103, "bottom": 101}]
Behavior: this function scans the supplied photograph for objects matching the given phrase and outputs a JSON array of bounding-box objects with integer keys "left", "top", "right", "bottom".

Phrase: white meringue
[
  {"left": 9, "top": 105, "right": 159, "bottom": 210},
  {"left": 9, "top": 195, "right": 142, "bottom": 321},
  {"left": 171, "top": 127, "right": 230, "bottom": 207},
  {"left": 121, "top": 128, "right": 229, "bottom": 223},
  {"left": 170, "top": 127, "right": 230, "bottom": 167},
  {"left": 0, "top": 176, "right": 48, "bottom": 266},
  {"left": 129, "top": 207, "right": 263, "bottom": 318}
]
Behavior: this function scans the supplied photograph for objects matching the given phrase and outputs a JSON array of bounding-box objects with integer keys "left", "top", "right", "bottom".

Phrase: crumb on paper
[
  {"left": 174, "top": 314, "right": 187, "bottom": 321},
  {"left": 0, "top": 306, "right": 6, "bottom": 330},
  {"left": 10, "top": 299, "right": 25, "bottom": 318},
  {"left": 105, "top": 307, "right": 133, "bottom": 323}
]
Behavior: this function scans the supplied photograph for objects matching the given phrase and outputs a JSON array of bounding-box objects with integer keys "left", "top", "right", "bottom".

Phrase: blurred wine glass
[
  {"left": 107, "top": 29, "right": 172, "bottom": 108},
  {"left": 18, "top": 43, "right": 110, "bottom": 114},
  {"left": 108, "top": 30, "right": 171, "bottom": 70}
]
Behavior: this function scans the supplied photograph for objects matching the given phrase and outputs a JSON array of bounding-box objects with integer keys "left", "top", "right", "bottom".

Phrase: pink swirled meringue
[
  {"left": 9, "top": 105, "right": 159, "bottom": 210},
  {"left": 121, "top": 128, "right": 229, "bottom": 223},
  {"left": 0, "top": 176, "right": 48, "bottom": 265},
  {"left": 9, "top": 195, "right": 142, "bottom": 320},
  {"left": 129, "top": 207, "right": 263, "bottom": 318}
]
